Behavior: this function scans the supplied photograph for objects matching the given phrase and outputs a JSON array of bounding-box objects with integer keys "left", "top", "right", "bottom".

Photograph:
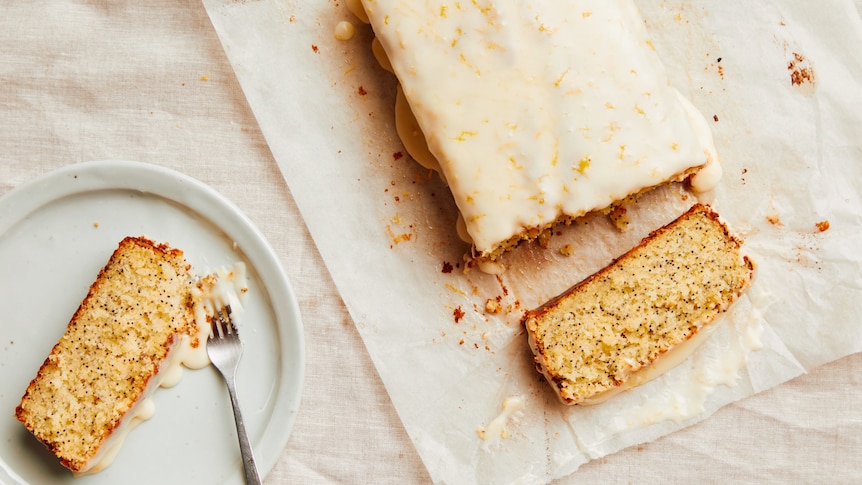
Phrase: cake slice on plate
[{"left": 15, "top": 237, "right": 210, "bottom": 474}]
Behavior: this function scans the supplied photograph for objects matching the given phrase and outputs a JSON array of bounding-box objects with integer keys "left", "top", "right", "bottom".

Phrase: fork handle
[{"left": 224, "top": 376, "right": 263, "bottom": 485}]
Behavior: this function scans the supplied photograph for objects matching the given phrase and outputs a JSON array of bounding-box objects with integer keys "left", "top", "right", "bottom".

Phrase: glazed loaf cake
[
  {"left": 15, "top": 237, "right": 208, "bottom": 473},
  {"left": 522, "top": 204, "right": 754, "bottom": 405},
  {"left": 354, "top": 0, "right": 722, "bottom": 264}
]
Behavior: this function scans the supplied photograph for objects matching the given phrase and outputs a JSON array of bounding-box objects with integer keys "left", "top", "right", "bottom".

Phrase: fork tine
[
  {"left": 212, "top": 306, "right": 228, "bottom": 339},
  {"left": 210, "top": 309, "right": 222, "bottom": 339},
  {"left": 222, "top": 305, "right": 235, "bottom": 334},
  {"left": 209, "top": 304, "right": 238, "bottom": 339}
]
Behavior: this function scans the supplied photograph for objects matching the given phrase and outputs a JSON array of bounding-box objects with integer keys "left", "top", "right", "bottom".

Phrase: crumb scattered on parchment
[
  {"left": 713, "top": 59, "right": 724, "bottom": 80},
  {"left": 704, "top": 54, "right": 724, "bottom": 81},
  {"left": 559, "top": 243, "right": 574, "bottom": 256},
  {"left": 766, "top": 213, "right": 783, "bottom": 226},
  {"left": 537, "top": 229, "right": 552, "bottom": 249},
  {"left": 311, "top": 44, "right": 319, "bottom": 53},
  {"left": 815, "top": 220, "right": 830, "bottom": 232},
  {"left": 788, "top": 52, "right": 815, "bottom": 88},
  {"left": 713, "top": 114, "right": 719, "bottom": 122},
  {"left": 92, "top": 222, "right": 99, "bottom": 228},
  {"left": 496, "top": 275, "right": 509, "bottom": 297},
  {"left": 392, "top": 190, "right": 412, "bottom": 202},
  {"left": 608, "top": 205, "right": 630, "bottom": 231},
  {"left": 484, "top": 297, "right": 502, "bottom": 314},
  {"left": 442, "top": 261, "right": 454, "bottom": 273},
  {"left": 453, "top": 306, "right": 466, "bottom": 323},
  {"left": 393, "top": 151, "right": 403, "bottom": 160},
  {"left": 357, "top": 85, "right": 367, "bottom": 96}
]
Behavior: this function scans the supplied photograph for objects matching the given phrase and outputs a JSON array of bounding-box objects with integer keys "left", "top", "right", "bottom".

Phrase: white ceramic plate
[{"left": 0, "top": 161, "right": 305, "bottom": 484}]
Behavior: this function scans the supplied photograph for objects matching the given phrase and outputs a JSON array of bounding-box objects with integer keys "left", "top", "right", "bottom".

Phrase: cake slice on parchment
[
  {"left": 522, "top": 204, "right": 754, "bottom": 405},
  {"left": 15, "top": 236, "right": 211, "bottom": 474},
  {"left": 352, "top": 0, "right": 723, "bottom": 265}
]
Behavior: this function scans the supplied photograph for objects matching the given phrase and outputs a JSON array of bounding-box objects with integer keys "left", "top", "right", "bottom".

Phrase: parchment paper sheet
[{"left": 203, "top": 1, "right": 862, "bottom": 482}]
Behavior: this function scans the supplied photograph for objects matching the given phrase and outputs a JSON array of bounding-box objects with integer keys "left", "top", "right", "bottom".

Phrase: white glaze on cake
[{"left": 358, "top": 0, "right": 721, "bottom": 258}]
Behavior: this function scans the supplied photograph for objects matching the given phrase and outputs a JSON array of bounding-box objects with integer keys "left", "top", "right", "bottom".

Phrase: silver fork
[{"left": 207, "top": 304, "right": 262, "bottom": 485}]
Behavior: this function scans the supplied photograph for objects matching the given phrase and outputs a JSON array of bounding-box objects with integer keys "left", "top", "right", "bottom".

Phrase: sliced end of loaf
[{"left": 522, "top": 204, "right": 754, "bottom": 405}]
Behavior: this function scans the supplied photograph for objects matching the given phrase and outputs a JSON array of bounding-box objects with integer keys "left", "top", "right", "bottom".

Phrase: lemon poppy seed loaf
[
  {"left": 15, "top": 236, "right": 208, "bottom": 474},
  {"left": 354, "top": 0, "right": 723, "bottom": 265},
  {"left": 523, "top": 204, "right": 755, "bottom": 405}
]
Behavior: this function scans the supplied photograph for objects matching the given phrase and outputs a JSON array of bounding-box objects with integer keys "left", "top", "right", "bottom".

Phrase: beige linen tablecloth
[{"left": 1, "top": 2, "right": 861, "bottom": 483}]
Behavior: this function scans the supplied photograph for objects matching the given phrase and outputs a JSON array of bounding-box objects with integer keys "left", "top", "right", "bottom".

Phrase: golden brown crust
[
  {"left": 528, "top": 204, "right": 746, "bottom": 316},
  {"left": 522, "top": 204, "right": 755, "bottom": 405}
]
